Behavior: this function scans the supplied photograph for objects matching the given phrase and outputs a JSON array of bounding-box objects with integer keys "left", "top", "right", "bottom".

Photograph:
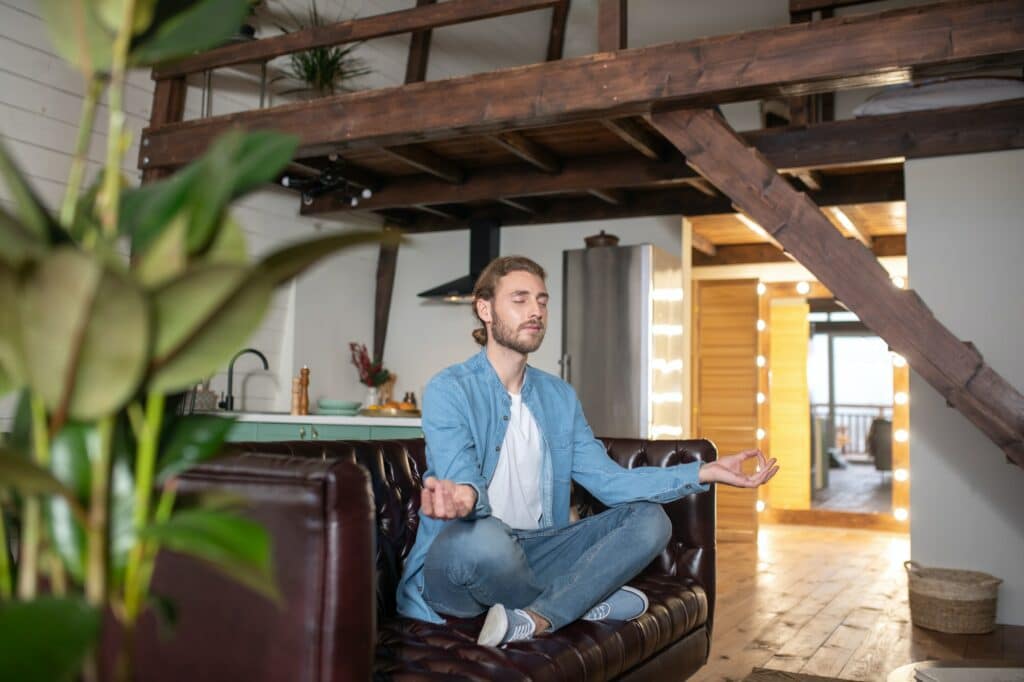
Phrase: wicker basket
[{"left": 905, "top": 560, "right": 1002, "bottom": 634}]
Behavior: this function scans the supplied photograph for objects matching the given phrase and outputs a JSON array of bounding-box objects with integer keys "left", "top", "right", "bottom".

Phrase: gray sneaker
[
  {"left": 582, "top": 586, "right": 649, "bottom": 622},
  {"left": 476, "top": 604, "right": 537, "bottom": 647}
]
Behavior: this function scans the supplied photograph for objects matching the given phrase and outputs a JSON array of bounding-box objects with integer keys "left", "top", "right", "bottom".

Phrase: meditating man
[{"left": 396, "top": 255, "right": 779, "bottom": 646}]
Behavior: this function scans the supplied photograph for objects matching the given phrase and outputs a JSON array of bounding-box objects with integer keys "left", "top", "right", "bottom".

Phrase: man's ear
[{"left": 476, "top": 298, "right": 492, "bottom": 324}]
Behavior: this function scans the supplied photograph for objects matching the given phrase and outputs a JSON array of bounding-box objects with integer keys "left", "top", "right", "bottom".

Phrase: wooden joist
[
  {"left": 139, "top": 0, "right": 1024, "bottom": 170},
  {"left": 691, "top": 235, "right": 905, "bottom": 267},
  {"left": 379, "top": 145, "right": 465, "bottom": 184},
  {"left": 488, "top": 132, "right": 561, "bottom": 173},
  {"left": 650, "top": 107, "right": 1024, "bottom": 466},
  {"left": 602, "top": 117, "right": 669, "bottom": 161},
  {"left": 153, "top": 0, "right": 560, "bottom": 79},
  {"left": 691, "top": 232, "right": 717, "bottom": 258},
  {"left": 587, "top": 188, "right": 627, "bottom": 205}
]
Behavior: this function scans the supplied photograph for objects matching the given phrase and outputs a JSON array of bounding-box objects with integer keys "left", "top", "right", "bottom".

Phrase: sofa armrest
[{"left": 125, "top": 451, "right": 377, "bottom": 682}]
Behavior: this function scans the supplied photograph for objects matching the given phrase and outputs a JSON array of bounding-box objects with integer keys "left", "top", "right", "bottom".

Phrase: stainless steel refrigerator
[{"left": 561, "top": 244, "right": 686, "bottom": 439}]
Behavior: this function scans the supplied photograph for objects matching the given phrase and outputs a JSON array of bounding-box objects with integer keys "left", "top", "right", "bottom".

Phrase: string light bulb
[
  {"left": 894, "top": 468, "right": 909, "bottom": 482},
  {"left": 894, "top": 429, "right": 909, "bottom": 443},
  {"left": 756, "top": 500, "right": 766, "bottom": 512},
  {"left": 796, "top": 281, "right": 811, "bottom": 295},
  {"left": 756, "top": 428, "right": 766, "bottom": 440},
  {"left": 756, "top": 355, "right": 766, "bottom": 368},
  {"left": 894, "top": 508, "right": 909, "bottom": 522},
  {"left": 756, "top": 319, "right": 767, "bottom": 332},
  {"left": 757, "top": 282, "right": 767, "bottom": 296},
  {"left": 894, "top": 392, "right": 908, "bottom": 405},
  {"left": 757, "top": 392, "right": 766, "bottom": 404}
]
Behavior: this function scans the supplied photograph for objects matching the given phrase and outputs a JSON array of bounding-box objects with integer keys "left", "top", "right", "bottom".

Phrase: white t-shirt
[{"left": 487, "top": 392, "right": 543, "bottom": 530}]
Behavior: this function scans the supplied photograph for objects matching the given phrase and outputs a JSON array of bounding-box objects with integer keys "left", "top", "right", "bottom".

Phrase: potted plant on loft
[
  {"left": 0, "top": 1, "right": 396, "bottom": 680},
  {"left": 270, "top": 0, "right": 372, "bottom": 98}
]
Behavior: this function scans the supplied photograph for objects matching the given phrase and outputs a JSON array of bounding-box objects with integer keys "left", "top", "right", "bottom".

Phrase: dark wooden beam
[
  {"left": 650, "top": 106, "right": 1024, "bottom": 466},
  {"left": 488, "top": 131, "right": 561, "bottom": 172},
  {"left": 602, "top": 117, "right": 668, "bottom": 160},
  {"left": 598, "top": 0, "right": 627, "bottom": 51},
  {"left": 688, "top": 178, "right": 718, "bottom": 197},
  {"left": 497, "top": 197, "right": 538, "bottom": 214},
  {"left": 153, "top": 0, "right": 560, "bottom": 79},
  {"left": 141, "top": 77, "right": 186, "bottom": 182},
  {"left": 405, "top": 0, "right": 437, "bottom": 84},
  {"left": 691, "top": 232, "right": 717, "bottom": 257},
  {"left": 588, "top": 187, "right": 627, "bottom": 205},
  {"left": 414, "top": 204, "right": 462, "bottom": 220},
  {"left": 141, "top": 1, "right": 1024, "bottom": 169},
  {"left": 791, "top": 0, "right": 887, "bottom": 12},
  {"left": 792, "top": 169, "right": 823, "bottom": 192},
  {"left": 373, "top": 225, "right": 401, "bottom": 362},
  {"left": 379, "top": 145, "right": 465, "bottom": 184},
  {"left": 546, "top": 0, "right": 572, "bottom": 60}
]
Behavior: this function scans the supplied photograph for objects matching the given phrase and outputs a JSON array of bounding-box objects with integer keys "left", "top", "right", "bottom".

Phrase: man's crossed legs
[{"left": 421, "top": 501, "right": 672, "bottom": 646}]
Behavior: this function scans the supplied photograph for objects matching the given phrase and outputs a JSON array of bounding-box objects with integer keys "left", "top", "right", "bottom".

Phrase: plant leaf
[
  {"left": 0, "top": 206, "right": 46, "bottom": 267},
  {"left": 93, "top": 0, "right": 159, "bottom": 36},
  {"left": 44, "top": 423, "right": 95, "bottom": 583},
  {"left": 0, "top": 449, "right": 85, "bottom": 520},
  {"left": 143, "top": 507, "right": 279, "bottom": 604},
  {"left": 258, "top": 230, "right": 397, "bottom": 287},
  {"left": 147, "top": 591, "right": 179, "bottom": 641},
  {"left": 19, "top": 248, "right": 151, "bottom": 421},
  {"left": 0, "top": 138, "right": 58, "bottom": 242},
  {"left": 130, "top": 0, "right": 252, "bottom": 67},
  {"left": 148, "top": 264, "right": 273, "bottom": 394},
  {"left": 156, "top": 414, "right": 236, "bottom": 484},
  {"left": 0, "top": 597, "right": 100, "bottom": 682},
  {"left": 108, "top": 420, "right": 137, "bottom": 589},
  {"left": 36, "top": 0, "right": 115, "bottom": 76},
  {"left": 0, "top": 262, "right": 24, "bottom": 396}
]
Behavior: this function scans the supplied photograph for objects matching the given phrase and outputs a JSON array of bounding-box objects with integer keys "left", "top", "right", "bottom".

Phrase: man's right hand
[{"left": 420, "top": 477, "right": 478, "bottom": 519}]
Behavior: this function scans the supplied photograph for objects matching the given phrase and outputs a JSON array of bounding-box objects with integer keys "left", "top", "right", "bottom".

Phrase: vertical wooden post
[
  {"left": 546, "top": 0, "right": 571, "bottom": 61},
  {"left": 141, "top": 76, "right": 186, "bottom": 183},
  {"left": 373, "top": 225, "right": 401, "bottom": 363},
  {"left": 597, "top": 0, "right": 627, "bottom": 52},
  {"left": 404, "top": 0, "right": 437, "bottom": 83}
]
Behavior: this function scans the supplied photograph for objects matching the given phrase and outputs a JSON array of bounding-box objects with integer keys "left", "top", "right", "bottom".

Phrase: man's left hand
[{"left": 698, "top": 449, "right": 779, "bottom": 488}]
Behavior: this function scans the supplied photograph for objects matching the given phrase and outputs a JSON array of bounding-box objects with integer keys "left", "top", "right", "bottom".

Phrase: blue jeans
[{"left": 421, "top": 501, "right": 672, "bottom": 631}]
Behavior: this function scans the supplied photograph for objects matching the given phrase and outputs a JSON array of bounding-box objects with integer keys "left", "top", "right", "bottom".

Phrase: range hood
[{"left": 418, "top": 219, "right": 500, "bottom": 303}]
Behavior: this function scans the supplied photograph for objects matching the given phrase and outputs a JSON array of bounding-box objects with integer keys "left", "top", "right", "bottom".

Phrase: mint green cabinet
[{"left": 226, "top": 421, "right": 419, "bottom": 442}]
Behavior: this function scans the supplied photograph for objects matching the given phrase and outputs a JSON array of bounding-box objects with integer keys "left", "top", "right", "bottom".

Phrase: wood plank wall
[
  {"left": 693, "top": 279, "right": 760, "bottom": 542},
  {"left": 767, "top": 298, "right": 812, "bottom": 510}
]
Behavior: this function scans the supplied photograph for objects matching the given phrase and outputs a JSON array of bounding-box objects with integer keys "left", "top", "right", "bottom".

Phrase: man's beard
[{"left": 490, "top": 308, "right": 545, "bottom": 354}]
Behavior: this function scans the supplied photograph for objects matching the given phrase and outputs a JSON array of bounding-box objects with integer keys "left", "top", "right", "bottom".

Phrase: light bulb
[
  {"left": 757, "top": 282, "right": 767, "bottom": 296},
  {"left": 756, "top": 319, "right": 767, "bottom": 332},
  {"left": 894, "top": 429, "right": 909, "bottom": 443},
  {"left": 894, "top": 507, "right": 909, "bottom": 522},
  {"left": 894, "top": 392, "right": 908, "bottom": 405},
  {"left": 891, "top": 352, "right": 907, "bottom": 368},
  {"left": 756, "top": 500, "right": 766, "bottom": 513},
  {"left": 757, "top": 392, "right": 766, "bottom": 404},
  {"left": 796, "top": 281, "right": 811, "bottom": 295},
  {"left": 892, "top": 276, "right": 906, "bottom": 289},
  {"left": 281, "top": 176, "right": 291, "bottom": 188},
  {"left": 350, "top": 197, "right": 359, "bottom": 207},
  {"left": 362, "top": 188, "right": 373, "bottom": 199},
  {"left": 894, "top": 468, "right": 909, "bottom": 482},
  {"left": 756, "top": 428, "right": 766, "bottom": 440},
  {"left": 756, "top": 355, "right": 766, "bottom": 368},
  {"left": 328, "top": 153, "right": 339, "bottom": 162}
]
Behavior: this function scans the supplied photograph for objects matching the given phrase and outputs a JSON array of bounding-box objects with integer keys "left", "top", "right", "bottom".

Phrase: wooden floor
[
  {"left": 812, "top": 463, "right": 891, "bottom": 514},
  {"left": 691, "top": 524, "right": 1023, "bottom": 682}
]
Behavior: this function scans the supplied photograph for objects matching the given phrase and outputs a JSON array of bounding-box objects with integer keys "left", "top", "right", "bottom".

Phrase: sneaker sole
[{"left": 477, "top": 604, "right": 509, "bottom": 647}]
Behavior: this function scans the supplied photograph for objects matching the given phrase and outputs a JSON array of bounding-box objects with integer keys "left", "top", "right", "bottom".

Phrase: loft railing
[{"left": 811, "top": 403, "right": 891, "bottom": 455}]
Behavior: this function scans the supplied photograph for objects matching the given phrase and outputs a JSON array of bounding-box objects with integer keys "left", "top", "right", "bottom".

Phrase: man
[{"left": 396, "top": 255, "right": 779, "bottom": 647}]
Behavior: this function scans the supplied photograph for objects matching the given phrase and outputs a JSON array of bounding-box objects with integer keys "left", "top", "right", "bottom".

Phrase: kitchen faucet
[{"left": 218, "top": 348, "right": 269, "bottom": 411}]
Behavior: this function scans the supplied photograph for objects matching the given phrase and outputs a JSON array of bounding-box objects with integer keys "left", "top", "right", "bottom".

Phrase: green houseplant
[{"left": 0, "top": 1, "right": 395, "bottom": 680}]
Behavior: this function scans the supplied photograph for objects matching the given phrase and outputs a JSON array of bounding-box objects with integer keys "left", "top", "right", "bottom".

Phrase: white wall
[
  {"left": 384, "top": 216, "right": 683, "bottom": 403},
  {"left": 906, "top": 149, "right": 1024, "bottom": 625}
]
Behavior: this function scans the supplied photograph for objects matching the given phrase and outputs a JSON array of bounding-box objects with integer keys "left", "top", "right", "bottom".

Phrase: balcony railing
[{"left": 811, "top": 403, "right": 892, "bottom": 455}]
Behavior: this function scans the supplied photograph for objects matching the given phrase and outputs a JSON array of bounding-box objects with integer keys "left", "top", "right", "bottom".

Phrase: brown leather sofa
[{"left": 122, "top": 437, "right": 717, "bottom": 681}]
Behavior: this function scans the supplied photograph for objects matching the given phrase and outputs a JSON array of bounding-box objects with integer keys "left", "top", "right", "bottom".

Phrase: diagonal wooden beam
[
  {"left": 373, "top": 225, "right": 402, "bottom": 362},
  {"left": 379, "top": 145, "right": 465, "bottom": 184},
  {"left": 650, "top": 107, "right": 1024, "bottom": 466},
  {"left": 588, "top": 188, "right": 627, "bottom": 205},
  {"left": 598, "top": 0, "right": 627, "bottom": 51},
  {"left": 546, "top": 0, "right": 572, "bottom": 61},
  {"left": 141, "top": 1, "right": 1024, "bottom": 170},
  {"left": 603, "top": 117, "right": 669, "bottom": 160},
  {"left": 154, "top": 0, "right": 560, "bottom": 79},
  {"left": 488, "top": 131, "right": 562, "bottom": 172}
]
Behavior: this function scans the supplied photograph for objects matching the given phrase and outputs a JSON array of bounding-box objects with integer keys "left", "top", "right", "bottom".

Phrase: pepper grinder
[{"left": 299, "top": 366, "right": 310, "bottom": 415}]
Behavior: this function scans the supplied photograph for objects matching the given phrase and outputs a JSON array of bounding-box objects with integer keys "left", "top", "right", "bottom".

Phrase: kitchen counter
[{"left": 227, "top": 412, "right": 421, "bottom": 427}]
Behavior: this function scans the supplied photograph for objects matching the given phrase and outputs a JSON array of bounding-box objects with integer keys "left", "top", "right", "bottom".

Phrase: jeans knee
[
  {"left": 627, "top": 502, "right": 672, "bottom": 555},
  {"left": 428, "top": 517, "right": 525, "bottom": 584}
]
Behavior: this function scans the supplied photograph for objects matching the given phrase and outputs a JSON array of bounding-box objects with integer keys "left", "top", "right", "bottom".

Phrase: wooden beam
[
  {"left": 153, "top": 0, "right": 560, "bottom": 79},
  {"left": 598, "top": 0, "right": 627, "bottom": 51},
  {"left": 414, "top": 204, "right": 462, "bottom": 220},
  {"left": 691, "top": 232, "right": 717, "bottom": 257},
  {"left": 488, "top": 131, "right": 561, "bottom": 173},
  {"left": 792, "top": 169, "right": 822, "bottom": 192},
  {"left": 603, "top": 117, "right": 668, "bottom": 160},
  {"left": 693, "top": 243, "right": 790, "bottom": 266},
  {"left": 373, "top": 226, "right": 401, "bottom": 362},
  {"left": 497, "top": 197, "right": 538, "bottom": 214},
  {"left": 379, "top": 145, "right": 465, "bottom": 184},
  {"left": 142, "top": 77, "right": 186, "bottom": 182},
  {"left": 828, "top": 206, "right": 872, "bottom": 247},
  {"left": 546, "top": 0, "right": 571, "bottom": 61},
  {"left": 405, "top": 0, "right": 437, "bottom": 84},
  {"left": 588, "top": 188, "right": 627, "bottom": 205},
  {"left": 141, "top": 1, "right": 1024, "bottom": 169},
  {"left": 791, "top": 0, "right": 887, "bottom": 12},
  {"left": 688, "top": 178, "right": 718, "bottom": 197},
  {"left": 650, "top": 107, "right": 1024, "bottom": 466}
]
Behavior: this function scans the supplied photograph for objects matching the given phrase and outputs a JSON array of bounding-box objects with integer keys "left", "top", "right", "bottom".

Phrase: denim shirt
[{"left": 395, "top": 349, "right": 709, "bottom": 624}]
